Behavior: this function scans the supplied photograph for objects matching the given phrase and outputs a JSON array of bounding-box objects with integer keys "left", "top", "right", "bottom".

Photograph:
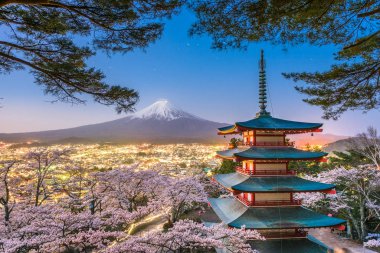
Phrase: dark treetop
[
  {"left": 0, "top": 0, "right": 184, "bottom": 113},
  {"left": 190, "top": 0, "right": 380, "bottom": 119}
]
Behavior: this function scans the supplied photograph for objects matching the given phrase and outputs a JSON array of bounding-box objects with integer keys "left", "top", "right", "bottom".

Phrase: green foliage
[
  {"left": 289, "top": 160, "right": 322, "bottom": 176},
  {"left": 229, "top": 137, "right": 242, "bottom": 148},
  {"left": 214, "top": 160, "right": 237, "bottom": 174},
  {"left": 326, "top": 150, "right": 371, "bottom": 169},
  {"left": 197, "top": 162, "right": 209, "bottom": 169},
  {"left": 290, "top": 146, "right": 371, "bottom": 175},
  {"left": 190, "top": 0, "right": 380, "bottom": 119},
  {"left": 178, "top": 162, "right": 187, "bottom": 168},
  {"left": 0, "top": 0, "right": 184, "bottom": 113},
  {"left": 136, "top": 151, "right": 147, "bottom": 157},
  {"left": 229, "top": 137, "right": 240, "bottom": 148},
  {"left": 124, "top": 158, "right": 135, "bottom": 165},
  {"left": 289, "top": 145, "right": 323, "bottom": 175}
]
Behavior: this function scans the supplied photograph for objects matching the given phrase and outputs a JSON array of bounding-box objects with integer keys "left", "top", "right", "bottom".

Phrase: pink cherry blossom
[{"left": 105, "top": 219, "right": 263, "bottom": 253}]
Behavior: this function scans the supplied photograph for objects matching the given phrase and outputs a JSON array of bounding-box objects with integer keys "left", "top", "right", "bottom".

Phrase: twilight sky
[{"left": 0, "top": 10, "right": 379, "bottom": 136}]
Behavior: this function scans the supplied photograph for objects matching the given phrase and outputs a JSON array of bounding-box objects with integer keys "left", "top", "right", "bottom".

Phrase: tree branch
[
  {"left": 357, "top": 7, "right": 380, "bottom": 18},
  {"left": 343, "top": 31, "right": 380, "bottom": 50},
  {"left": 0, "top": 0, "right": 48, "bottom": 8}
]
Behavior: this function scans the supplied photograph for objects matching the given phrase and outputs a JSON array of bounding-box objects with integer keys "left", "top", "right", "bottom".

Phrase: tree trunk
[
  {"left": 359, "top": 199, "right": 368, "bottom": 241},
  {"left": 35, "top": 186, "right": 40, "bottom": 206},
  {"left": 348, "top": 211, "right": 361, "bottom": 240},
  {"left": 3, "top": 203, "right": 10, "bottom": 224}
]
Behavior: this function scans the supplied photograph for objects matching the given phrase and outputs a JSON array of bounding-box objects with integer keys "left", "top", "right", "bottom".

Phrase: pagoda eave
[
  {"left": 217, "top": 126, "right": 323, "bottom": 136},
  {"left": 230, "top": 188, "right": 334, "bottom": 194},
  {"left": 214, "top": 173, "right": 336, "bottom": 193},
  {"left": 216, "top": 147, "right": 328, "bottom": 161},
  {"left": 234, "top": 156, "right": 327, "bottom": 162},
  {"left": 209, "top": 197, "right": 345, "bottom": 230},
  {"left": 236, "top": 125, "right": 323, "bottom": 134},
  {"left": 249, "top": 238, "right": 333, "bottom": 253}
]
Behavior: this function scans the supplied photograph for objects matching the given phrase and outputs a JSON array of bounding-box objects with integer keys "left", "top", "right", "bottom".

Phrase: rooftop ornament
[{"left": 257, "top": 49, "right": 270, "bottom": 118}]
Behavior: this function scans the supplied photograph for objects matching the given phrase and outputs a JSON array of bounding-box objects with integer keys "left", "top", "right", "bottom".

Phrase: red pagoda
[{"left": 209, "top": 50, "right": 345, "bottom": 253}]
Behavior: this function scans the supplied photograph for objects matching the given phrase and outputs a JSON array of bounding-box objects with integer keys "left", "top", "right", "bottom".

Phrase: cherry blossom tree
[
  {"left": 60, "top": 165, "right": 93, "bottom": 210},
  {"left": 1, "top": 204, "right": 123, "bottom": 253},
  {"left": 365, "top": 237, "right": 380, "bottom": 249},
  {"left": 93, "top": 166, "right": 168, "bottom": 212},
  {"left": 88, "top": 166, "right": 170, "bottom": 230},
  {"left": 0, "top": 162, "right": 231, "bottom": 253},
  {"left": 24, "top": 148, "right": 71, "bottom": 206},
  {"left": 297, "top": 166, "right": 380, "bottom": 241},
  {"left": 0, "top": 164, "right": 171, "bottom": 253},
  {"left": 161, "top": 176, "right": 208, "bottom": 226},
  {"left": 0, "top": 160, "right": 18, "bottom": 224},
  {"left": 105, "top": 219, "right": 263, "bottom": 253},
  {"left": 349, "top": 127, "right": 380, "bottom": 169}
]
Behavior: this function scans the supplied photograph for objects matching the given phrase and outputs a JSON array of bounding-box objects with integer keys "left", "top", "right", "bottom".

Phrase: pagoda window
[
  {"left": 248, "top": 161, "right": 254, "bottom": 171},
  {"left": 243, "top": 131, "right": 255, "bottom": 145},
  {"left": 247, "top": 193, "right": 253, "bottom": 202}
]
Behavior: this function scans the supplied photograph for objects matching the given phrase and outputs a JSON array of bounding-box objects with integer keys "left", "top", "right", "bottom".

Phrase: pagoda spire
[{"left": 257, "top": 49, "right": 270, "bottom": 117}]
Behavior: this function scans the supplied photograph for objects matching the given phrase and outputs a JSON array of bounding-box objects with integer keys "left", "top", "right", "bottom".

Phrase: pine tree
[
  {"left": 0, "top": 0, "right": 184, "bottom": 113},
  {"left": 190, "top": 0, "right": 379, "bottom": 119}
]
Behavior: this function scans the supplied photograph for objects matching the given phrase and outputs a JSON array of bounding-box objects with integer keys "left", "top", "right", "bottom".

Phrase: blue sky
[{"left": 0, "top": 10, "right": 379, "bottom": 135}]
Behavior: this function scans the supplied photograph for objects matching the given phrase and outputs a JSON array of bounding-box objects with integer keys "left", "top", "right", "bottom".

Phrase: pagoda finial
[{"left": 257, "top": 49, "right": 270, "bottom": 117}]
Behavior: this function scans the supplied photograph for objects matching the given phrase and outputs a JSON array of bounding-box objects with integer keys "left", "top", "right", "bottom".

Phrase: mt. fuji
[
  {"left": 0, "top": 100, "right": 226, "bottom": 144},
  {"left": 127, "top": 100, "right": 202, "bottom": 121}
]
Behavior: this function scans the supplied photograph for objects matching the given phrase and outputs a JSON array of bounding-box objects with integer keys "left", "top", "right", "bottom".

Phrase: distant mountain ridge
[
  {"left": 323, "top": 138, "right": 355, "bottom": 153},
  {"left": 0, "top": 100, "right": 227, "bottom": 144},
  {"left": 0, "top": 100, "right": 350, "bottom": 146},
  {"left": 290, "top": 133, "right": 349, "bottom": 148}
]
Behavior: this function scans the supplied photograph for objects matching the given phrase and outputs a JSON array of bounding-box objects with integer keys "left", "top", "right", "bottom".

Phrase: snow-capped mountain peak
[{"left": 128, "top": 99, "right": 200, "bottom": 121}]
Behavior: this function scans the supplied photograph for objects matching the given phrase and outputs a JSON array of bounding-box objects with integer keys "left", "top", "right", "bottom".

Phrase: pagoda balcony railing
[
  {"left": 236, "top": 166, "right": 296, "bottom": 176},
  {"left": 236, "top": 195, "right": 302, "bottom": 207},
  {"left": 239, "top": 141, "right": 295, "bottom": 147}
]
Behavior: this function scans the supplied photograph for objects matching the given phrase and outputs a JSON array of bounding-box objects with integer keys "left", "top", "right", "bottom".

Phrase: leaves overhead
[
  {"left": 190, "top": 0, "right": 380, "bottom": 119},
  {"left": 0, "top": 0, "right": 184, "bottom": 113}
]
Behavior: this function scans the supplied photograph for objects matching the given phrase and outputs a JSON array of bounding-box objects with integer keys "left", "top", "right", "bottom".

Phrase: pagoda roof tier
[
  {"left": 214, "top": 173, "right": 335, "bottom": 193},
  {"left": 216, "top": 147, "right": 327, "bottom": 161},
  {"left": 249, "top": 237, "right": 332, "bottom": 253},
  {"left": 208, "top": 197, "right": 345, "bottom": 229},
  {"left": 218, "top": 115, "right": 322, "bottom": 135}
]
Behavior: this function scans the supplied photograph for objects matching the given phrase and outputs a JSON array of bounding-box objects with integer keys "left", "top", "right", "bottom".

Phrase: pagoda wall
[
  {"left": 255, "top": 163, "right": 287, "bottom": 173},
  {"left": 255, "top": 193, "right": 291, "bottom": 201},
  {"left": 256, "top": 135, "right": 284, "bottom": 144},
  {"left": 242, "top": 130, "right": 286, "bottom": 145},
  {"left": 240, "top": 161, "right": 288, "bottom": 175}
]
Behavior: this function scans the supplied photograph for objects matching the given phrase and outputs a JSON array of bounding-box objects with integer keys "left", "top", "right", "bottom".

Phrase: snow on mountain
[{"left": 128, "top": 99, "right": 202, "bottom": 121}]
